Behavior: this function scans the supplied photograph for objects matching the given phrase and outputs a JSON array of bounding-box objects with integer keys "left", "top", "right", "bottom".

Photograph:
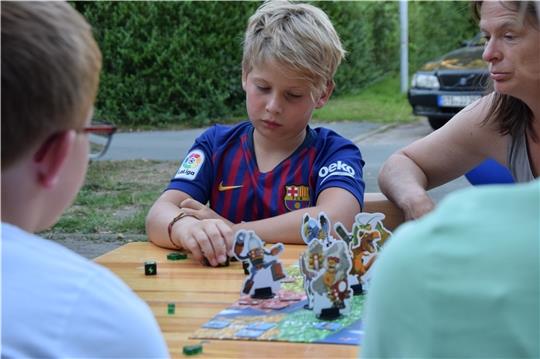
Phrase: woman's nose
[{"left": 482, "top": 38, "right": 502, "bottom": 64}]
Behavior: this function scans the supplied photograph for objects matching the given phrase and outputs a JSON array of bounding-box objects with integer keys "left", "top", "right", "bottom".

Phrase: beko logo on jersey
[
  {"left": 319, "top": 161, "right": 355, "bottom": 183},
  {"left": 174, "top": 149, "right": 205, "bottom": 180}
]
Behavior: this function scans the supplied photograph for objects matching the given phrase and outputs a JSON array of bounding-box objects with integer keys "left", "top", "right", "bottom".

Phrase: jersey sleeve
[
  {"left": 165, "top": 126, "right": 217, "bottom": 203},
  {"left": 314, "top": 134, "right": 365, "bottom": 209}
]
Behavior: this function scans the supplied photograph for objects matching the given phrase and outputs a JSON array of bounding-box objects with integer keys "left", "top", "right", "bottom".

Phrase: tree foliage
[{"left": 74, "top": 1, "right": 477, "bottom": 128}]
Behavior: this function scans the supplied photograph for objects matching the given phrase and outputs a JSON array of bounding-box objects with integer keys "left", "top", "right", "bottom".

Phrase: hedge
[{"left": 74, "top": 1, "right": 477, "bottom": 128}]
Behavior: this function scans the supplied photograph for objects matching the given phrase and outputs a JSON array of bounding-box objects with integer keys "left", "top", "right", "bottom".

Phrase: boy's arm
[
  {"left": 179, "top": 198, "right": 234, "bottom": 226},
  {"left": 145, "top": 190, "right": 232, "bottom": 266},
  {"left": 233, "top": 187, "right": 360, "bottom": 244}
]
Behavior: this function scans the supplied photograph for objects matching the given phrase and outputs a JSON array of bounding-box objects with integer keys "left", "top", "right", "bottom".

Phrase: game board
[
  {"left": 191, "top": 266, "right": 366, "bottom": 345},
  {"left": 192, "top": 211, "right": 393, "bottom": 346}
]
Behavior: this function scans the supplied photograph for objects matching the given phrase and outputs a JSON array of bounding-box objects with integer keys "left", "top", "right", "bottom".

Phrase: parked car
[{"left": 408, "top": 35, "right": 489, "bottom": 130}]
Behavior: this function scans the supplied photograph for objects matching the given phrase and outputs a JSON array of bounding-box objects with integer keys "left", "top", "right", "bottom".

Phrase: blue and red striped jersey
[{"left": 167, "top": 121, "right": 365, "bottom": 223}]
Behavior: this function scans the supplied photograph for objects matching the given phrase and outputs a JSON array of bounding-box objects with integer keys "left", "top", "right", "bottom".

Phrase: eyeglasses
[{"left": 79, "top": 121, "right": 117, "bottom": 160}]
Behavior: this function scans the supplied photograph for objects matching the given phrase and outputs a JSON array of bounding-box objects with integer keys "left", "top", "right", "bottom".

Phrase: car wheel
[{"left": 428, "top": 117, "right": 449, "bottom": 130}]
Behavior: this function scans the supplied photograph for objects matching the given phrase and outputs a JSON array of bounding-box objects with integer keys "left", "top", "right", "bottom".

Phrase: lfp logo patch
[{"left": 174, "top": 149, "right": 205, "bottom": 180}]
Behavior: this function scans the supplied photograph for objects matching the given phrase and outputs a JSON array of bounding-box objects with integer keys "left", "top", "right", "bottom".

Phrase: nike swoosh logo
[{"left": 218, "top": 181, "right": 243, "bottom": 191}]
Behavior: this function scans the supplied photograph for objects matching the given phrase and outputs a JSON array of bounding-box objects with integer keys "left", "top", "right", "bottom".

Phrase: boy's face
[{"left": 242, "top": 59, "right": 331, "bottom": 144}]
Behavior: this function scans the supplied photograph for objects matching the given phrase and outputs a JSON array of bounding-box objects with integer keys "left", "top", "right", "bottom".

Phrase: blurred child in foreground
[{"left": 1, "top": 2, "right": 168, "bottom": 357}]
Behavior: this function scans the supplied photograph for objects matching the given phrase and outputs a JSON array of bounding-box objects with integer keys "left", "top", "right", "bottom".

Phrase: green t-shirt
[{"left": 361, "top": 180, "right": 540, "bottom": 358}]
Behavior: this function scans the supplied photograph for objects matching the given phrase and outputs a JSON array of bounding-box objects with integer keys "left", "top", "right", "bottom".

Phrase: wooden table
[{"left": 95, "top": 242, "right": 360, "bottom": 358}]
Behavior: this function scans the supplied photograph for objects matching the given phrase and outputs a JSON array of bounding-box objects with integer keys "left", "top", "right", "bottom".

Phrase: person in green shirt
[{"left": 361, "top": 179, "right": 540, "bottom": 358}]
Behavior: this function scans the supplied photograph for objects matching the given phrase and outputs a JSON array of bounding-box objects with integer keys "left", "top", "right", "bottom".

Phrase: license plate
[{"left": 438, "top": 95, "right": 481, "bottom": 108}]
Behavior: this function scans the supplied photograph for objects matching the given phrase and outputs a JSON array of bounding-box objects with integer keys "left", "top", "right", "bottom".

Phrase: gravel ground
[{"left": 44, "top": 233, "right": 148, "bottom": 259}]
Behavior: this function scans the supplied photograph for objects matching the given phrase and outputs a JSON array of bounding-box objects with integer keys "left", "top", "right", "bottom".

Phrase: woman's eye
[
  {"left": 256, "top": 85, "right": 269, "bottom": 91},
  {"left": 503, "top": 33, "right": 516, "bottom": 40}
]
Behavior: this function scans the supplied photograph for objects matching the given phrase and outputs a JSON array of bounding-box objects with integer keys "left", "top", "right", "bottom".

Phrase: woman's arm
[{"left": 378, "top": 95, "right": 507, "bottom": 220}]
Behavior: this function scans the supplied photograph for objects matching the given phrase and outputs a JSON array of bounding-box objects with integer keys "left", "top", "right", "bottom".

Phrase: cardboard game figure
[
  {"left": 335, "top": 212, "right": 392, "bottom": 294},
  {"left": 310, "top": 241, "right": 352, "bottom": 320},
  {"left": 299, "top": 238, "right": 324, "bottom": 310},
  {"left": 299, "top": 213, "right": 335, "bottom": 309},
  {"left": 233, "top": 230, "right": 286, "bottom": 299},
  {"left": 300, "top": 212, "right": 333, "bottom": 247}
]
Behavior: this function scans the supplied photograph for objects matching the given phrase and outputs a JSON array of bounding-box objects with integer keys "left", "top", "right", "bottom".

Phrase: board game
[
  {"left": 192, "top": 266, "right": 366, "bottom": 345},
  {"left": 192, "top": 211, "right": 392, "bottom": 346}
]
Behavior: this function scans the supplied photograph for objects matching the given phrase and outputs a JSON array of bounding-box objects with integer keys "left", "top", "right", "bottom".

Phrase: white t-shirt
[{"left": 1, "top": 222, "right": 169, "bottom": 358}]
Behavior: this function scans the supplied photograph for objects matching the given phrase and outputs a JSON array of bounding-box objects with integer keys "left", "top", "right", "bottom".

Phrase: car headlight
[{"left": 412, "top": 73, "right": 440, "bottom": 89}]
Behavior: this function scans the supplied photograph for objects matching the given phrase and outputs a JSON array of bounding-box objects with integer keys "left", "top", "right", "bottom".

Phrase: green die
[
  {"left": 167, "top": 252, "right": 187, "bottom": 260},
  {"left": 183, "top": 344, "right": 203, "bottom": 356},
  {"left": 144, "top": 261, "right": 157, "bottom": 275}
]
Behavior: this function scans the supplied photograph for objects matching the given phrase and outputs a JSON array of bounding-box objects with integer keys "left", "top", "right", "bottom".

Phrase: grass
[
  {"left": 314, "top": 76, "right": 416, "bottom": 124},
  {"left": 41, "top": 160, "right": 178, "bottom": 238},
  {"left": 42, "top": 74, "right": 418, "bottom": 240},
  {"left": 118, "top": 74, "right": 416, "bottom": 131}
]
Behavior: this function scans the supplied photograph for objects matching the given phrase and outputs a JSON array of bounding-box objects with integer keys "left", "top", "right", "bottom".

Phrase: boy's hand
[
  {"left": 180, "top": 198, "right": 234, "bottom": 226},
  {"left": 176, "top": 218, "right": 233, "bottom": 267}
]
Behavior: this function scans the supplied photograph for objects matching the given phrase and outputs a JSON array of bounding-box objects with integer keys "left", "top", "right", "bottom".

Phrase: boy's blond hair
[
  {"left": 242, "top": 1, "right": 345, "bottom": 97},
  {"left": 1, "top": 2, "right": 102, "bottom": 169}
]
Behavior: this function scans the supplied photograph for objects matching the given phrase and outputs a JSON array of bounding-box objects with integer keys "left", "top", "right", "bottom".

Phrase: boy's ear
[
  {"left": 241, "top": 72, "right": 247, "bottom": 91},
  {"left": 315, "top": 81, "right": 335, "bottom": 109},
  {"left": 33, "top": 130, "right": 76, "bottom": 188}
]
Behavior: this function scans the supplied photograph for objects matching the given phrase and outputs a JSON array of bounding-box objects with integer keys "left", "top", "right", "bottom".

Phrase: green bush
[
  {"left": 320, "top": 2, "right": 400, "bottom": 93},
  {"left": 75, "top": 1, "right": 477, "bottom": 128},
  {"left": 76, "top": 2, "right": 258, "bottom": 127},
  {"left": 409, "top": 1, "right": 478, "bottom": 72}
]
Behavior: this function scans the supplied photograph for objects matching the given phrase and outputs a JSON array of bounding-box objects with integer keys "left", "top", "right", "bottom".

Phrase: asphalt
[
  {"left": 99, "top": 121, "right": 382, "bottom": 161},
  {"left": 54, "top": 119, "right": 470, "bottom": 259},
  {"left": 98, "top": 120, "right": 468, "bottom": 197}
]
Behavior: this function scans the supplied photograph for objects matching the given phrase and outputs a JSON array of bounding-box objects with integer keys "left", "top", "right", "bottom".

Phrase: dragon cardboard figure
[{"left": 335, "top": 212, "right": 392, "bottom": 293}]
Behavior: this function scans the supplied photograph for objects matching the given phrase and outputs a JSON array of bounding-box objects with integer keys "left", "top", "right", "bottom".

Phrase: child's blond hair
[{"left": 242, "top": 1, "right": 345, "bottom": 97}]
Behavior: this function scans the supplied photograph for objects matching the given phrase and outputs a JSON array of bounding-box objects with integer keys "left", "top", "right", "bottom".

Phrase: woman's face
[{"left": 480, "top": 1, "right": 540, "bottom": 104}]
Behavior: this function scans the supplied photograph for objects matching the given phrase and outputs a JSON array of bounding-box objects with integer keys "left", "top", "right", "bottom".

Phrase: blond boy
[{"left": 147, "top": 1, "right": 365, "bottom": 266}]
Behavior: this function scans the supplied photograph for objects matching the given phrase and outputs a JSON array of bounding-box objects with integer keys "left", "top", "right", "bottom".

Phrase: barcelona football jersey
[{"left": 167, "top": 121, "right": 365, "bottom": 224}]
